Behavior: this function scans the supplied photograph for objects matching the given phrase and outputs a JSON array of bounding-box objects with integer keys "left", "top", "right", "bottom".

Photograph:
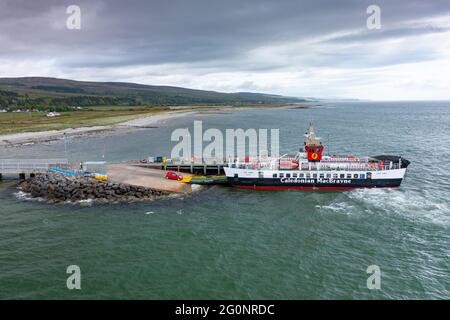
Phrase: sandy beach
[
  {"left": 0, "top": 110, "right": 196, "bottom": 147},
  {"left": 0, "top": 103, "right": 311, "bottom": 147}
]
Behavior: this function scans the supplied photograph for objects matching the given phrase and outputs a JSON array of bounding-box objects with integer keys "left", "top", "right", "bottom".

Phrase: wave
[
  {"left": 14, "top": 191, "right": 96, "bottom": 206},
  {"left": 14, "top": 191, "right": 44, "bottom": 202},
  {"left": 315, "top": 187, "right": 450, "bottom": 226},
  {"left": 347, "top": 188, "right": 450, "bottom": 226},
  {"left": 315, "top": 202, "right": 354, "bottom": 214}
]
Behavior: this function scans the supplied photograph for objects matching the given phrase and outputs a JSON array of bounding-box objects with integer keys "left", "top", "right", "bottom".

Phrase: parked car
[{"left": 165, "top": 171, "right": 183, "bottom": 181}]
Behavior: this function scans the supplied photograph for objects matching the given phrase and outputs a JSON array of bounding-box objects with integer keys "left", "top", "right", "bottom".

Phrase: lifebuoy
[{"left": 311, "top": 153, "right": 319, "bottom": 160}]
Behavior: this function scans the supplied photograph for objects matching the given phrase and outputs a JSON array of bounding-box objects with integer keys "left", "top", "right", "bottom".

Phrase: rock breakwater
[{"left": 18, "top": 173, "right": 169, "bottom": 203}]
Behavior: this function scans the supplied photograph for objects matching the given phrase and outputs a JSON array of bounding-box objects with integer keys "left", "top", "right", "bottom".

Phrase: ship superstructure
[{"left": 224, "top": 123, "right": 410, "bottom": 190}]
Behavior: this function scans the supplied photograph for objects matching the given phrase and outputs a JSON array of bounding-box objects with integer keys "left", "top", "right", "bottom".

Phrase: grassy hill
[{"left": 0, "top": 77, "right": 306, "bottom": 111}]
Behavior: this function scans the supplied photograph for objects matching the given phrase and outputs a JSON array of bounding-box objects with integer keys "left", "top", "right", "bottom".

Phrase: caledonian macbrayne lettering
[{"left": 280, "top": 178, "right": 351, "bottom": 184}]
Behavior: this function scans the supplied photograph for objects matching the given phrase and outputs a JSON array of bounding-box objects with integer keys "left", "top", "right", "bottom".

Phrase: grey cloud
[
  {"left": 324, "top": 26, "right": 450, "bottom": 44},
  {"left": 0, "top": 0, "right": 449, "bottom": 74}
]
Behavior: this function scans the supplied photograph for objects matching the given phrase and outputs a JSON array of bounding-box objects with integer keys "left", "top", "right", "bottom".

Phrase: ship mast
[
  {"left": 304, "top": 122, "right": 324, "bottom": 162},
  {"left": 305, "top": 122, "right": 322, "bottom": 147}
]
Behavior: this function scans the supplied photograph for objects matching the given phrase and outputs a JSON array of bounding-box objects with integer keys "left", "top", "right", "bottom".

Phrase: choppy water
[{"left": 1, "top": 101, "right": 449, "bottom": 299}]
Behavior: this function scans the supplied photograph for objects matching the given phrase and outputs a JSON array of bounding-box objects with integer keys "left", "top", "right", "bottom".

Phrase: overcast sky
[{"left": 1, "top": 0, "right": 450, "bottom": 100}]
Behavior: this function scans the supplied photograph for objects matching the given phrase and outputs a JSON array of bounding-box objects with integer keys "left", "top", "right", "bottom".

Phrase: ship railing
[
  {"left": 230, "top": 162, "right": 401, "bottom": 171},
  {"left": 323, "top": 157, "right": 370, "bottom": 163}
]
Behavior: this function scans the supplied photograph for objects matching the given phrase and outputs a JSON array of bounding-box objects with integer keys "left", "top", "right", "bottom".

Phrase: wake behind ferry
[{"left": 224, "top": 123, "right": 410, "bottom": 190}]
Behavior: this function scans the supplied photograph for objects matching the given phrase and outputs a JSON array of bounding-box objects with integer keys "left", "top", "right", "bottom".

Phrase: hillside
[{"left": 0, "top": 77, "right": 306, "bottom": 111}]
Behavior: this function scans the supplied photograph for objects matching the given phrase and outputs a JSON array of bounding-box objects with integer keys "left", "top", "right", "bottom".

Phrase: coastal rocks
[{"left": 18, "top": 173, "right": 169, "bottom": 204}]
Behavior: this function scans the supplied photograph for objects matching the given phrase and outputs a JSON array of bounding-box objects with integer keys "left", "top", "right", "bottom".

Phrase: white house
[{"left": 46, "top": 112, "right": 61, "bottom": 117}]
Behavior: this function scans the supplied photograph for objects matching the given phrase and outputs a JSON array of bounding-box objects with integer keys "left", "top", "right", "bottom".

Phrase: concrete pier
[
  {"left": 137, "top": 162, "right": 226, "bottom": 175},
  {"left": 106, "top": 163, "right": 194, "bottom": 193}
]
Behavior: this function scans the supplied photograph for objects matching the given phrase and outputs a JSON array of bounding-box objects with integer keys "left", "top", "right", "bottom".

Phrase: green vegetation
[
  {"left": 0, "top": 77, "right": 305, "bottom": 111},
  {"left": 0, "top": 107, "right": 167, "bottom": 135},
  {"left": 0, "top": 77, "right": 309, "bottom": 135}
]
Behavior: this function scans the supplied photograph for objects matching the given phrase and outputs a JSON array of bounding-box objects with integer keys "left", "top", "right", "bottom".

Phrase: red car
[{"left": 165, "top": 171, "right": 183, "bottom": 181}]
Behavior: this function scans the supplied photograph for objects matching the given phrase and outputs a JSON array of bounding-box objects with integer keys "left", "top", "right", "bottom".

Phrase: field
[
  {"left": 0, "top": 77, "right": 308, "bottom": 135},
  {"left": 0, "top": 103, "right": 309, "bottom": 135},
  {"left": 0, "top": 106, "right": 167, "bottom": 135}
]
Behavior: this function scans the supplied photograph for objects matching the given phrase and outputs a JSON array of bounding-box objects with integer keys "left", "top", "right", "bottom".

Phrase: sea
[{"left": 0, "top": 101, "right": 449, "bottom": 299}]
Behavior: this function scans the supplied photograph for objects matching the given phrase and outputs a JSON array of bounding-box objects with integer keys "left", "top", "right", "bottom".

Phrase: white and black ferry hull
[{"left": 224, "top": 168, "right": 407, "bottom": 191}]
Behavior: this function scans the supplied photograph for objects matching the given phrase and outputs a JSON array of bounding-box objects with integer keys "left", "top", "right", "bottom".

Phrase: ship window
[
  {"left": 299, "top": 173, "right": 304, "bottom": 178},
  {"left": 306, "top": 173, "right": 311, "bottom": 178},
  {"left": 319, "top": 174, "right": 325, "bottom": 178},
  {"left": 286, "top": 173, "right": 291, "bottom": 178},
  {"left": 326, "top": 174, "right": 331, "bottom": 178},
  {"left": 347, "top": 174, "right": 352, "bottom": 179},
  {"left": 354, "top": 174, "right": 358, "bottom": 179},
  {"left": 273, "top": 173, "right": 277, "bottom": 178},
  {"left": 293, "top": 173, "right": 297, "bottom": 178},
  {"left": 360, "top": 174, "right": 365, "bottom": 179},
  {"left": 333, "top": 173, "right": 338, "bottom": 178},
  {"left": 313, "top": 173, "right": 317, "bottom": 178},
  {"left": 340, "top": 174, "right": 345, "bottom": 178},
  {"left": 279, "top": 173, "right": 284, "bottom": 178}
]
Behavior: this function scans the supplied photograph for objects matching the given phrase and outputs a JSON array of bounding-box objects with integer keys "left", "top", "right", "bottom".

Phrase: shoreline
[
  {"left": 0, "top": 103, "right": 313, "bottom": 147},
  {"left": 0, "top": 110, "right": 197, "bottom": 147}
]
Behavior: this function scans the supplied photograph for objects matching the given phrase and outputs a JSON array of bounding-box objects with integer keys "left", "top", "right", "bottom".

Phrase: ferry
[{"left": 224, "top": 123, "right": 410, "bottom": 190}]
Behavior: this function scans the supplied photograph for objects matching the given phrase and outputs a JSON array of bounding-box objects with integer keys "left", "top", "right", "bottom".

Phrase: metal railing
[{"left": 0, "top": 159, "right": 68, "bottom": 172}]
